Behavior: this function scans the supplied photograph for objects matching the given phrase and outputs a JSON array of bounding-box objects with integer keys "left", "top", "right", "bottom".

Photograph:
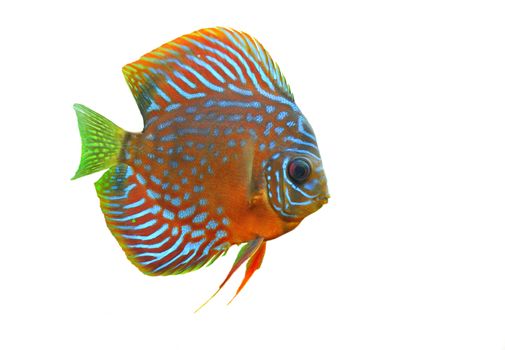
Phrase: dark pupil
[{"left": 288, "top": 158, "right": 311, "bottom": 183}]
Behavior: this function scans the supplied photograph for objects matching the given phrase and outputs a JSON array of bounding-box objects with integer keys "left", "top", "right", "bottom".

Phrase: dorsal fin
[{"left": 122, "top": 27, "right": 294, "bottom": 127}]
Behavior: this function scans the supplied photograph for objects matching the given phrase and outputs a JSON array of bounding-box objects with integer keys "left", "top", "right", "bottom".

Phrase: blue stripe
[
  {"left": 122, "top": 223, "right": 169, "bottom": 241},
  {"left": 174, "top": 239, "right": 206, "bottom": 268},
  {"left": 151, "top": 68, "right": 205, "bottom": 100},
  {"left": 165, "top": 103, "right": 181, "bottom": 112},
  {"left": 187, "top": 55, "right": 226, "bottom": 83},
  {"left": 147, "top": 189, "right": 161, "bottom": 199},
  {"left": 199, "top": 34, "right": 247, "bottom": 83},
  {"left": 115, "top": 218, "right": 157, "bottom": 231},
  {"left": 228, "top": 84, "right": 253, "bottom": 96},
  {"left": 284, "top": 136, "right": 318, "bottom": 150},
  {"left": 137, "top": 227, "right": 188, "bottom": 265},
  {"left": 136, "top": 174, "right": 146, "bottom": 185},
  {"left": 109, "top": 205, "right": 161, "bottom": 222},
  {"left": 162, "top": 59, "right": 223, "bottom": 93},
  {"left": 128, "top": 237, "right": 170, "bottom": 249},
  {"left": 298, "top": 116, "right": 317, "bottom": 141},
  {"left": 184, "top": 37, "right": 243, "bottom": 82},
  {"left": 154, "top": 87, "right": 171, "bottom": 102},
  {"left": 224, "top": 30, "right": 275, "bottom": 91},
  {"left": 173, "top": 70, "right": 197, "bottom": 88},
  {"left": 100, "top": 184, "right": 136, "bottom": 200},
  {"left": 205, "top": 55, "right": 237, "bottom": 81}
]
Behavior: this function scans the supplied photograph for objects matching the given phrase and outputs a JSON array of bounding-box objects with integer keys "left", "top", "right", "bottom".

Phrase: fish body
[{"left": 73, "top": 27, "right": 329, "bottom": 304}]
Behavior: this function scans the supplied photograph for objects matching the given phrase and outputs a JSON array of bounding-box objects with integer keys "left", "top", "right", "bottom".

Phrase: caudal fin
[{"left": 72, "top": 104, "right": 126, "bottom": 180}]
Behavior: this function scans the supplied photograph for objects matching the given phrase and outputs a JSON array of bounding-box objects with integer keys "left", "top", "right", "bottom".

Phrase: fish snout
[{"left": 318, "top": 194, "right": 329, "bottom": 205}]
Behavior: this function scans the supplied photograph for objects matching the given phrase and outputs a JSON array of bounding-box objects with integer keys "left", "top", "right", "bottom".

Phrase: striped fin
[
  {"left": 122, "top": 27, "right": 293, "bottom": 126},
  {"left": 95, "top": 164, "right": 228, "bottom": 275}
]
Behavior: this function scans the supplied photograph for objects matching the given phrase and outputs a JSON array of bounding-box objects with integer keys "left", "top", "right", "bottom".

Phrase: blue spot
[
  {"left": 181, "top": 177, "right": 189, "bottom": 184},
  {"left": 217, "top": 207, "right": 224, "bottom": 215},
  {"left": 199, "top": 198, "right": 208, "bottom": 206},
  {"left": 264, "top": 122, "right": 273, "bottom": 136},
  {"left": 286, "top": 121, "right": 296, "bottom": 127},
  {"left": 134, "top": 158, "right": 142, "bottom": 165},
  {"left": 171, "top": 197, "right": 181, "bottom": 206},
  {"left": 277, "top": 111, "right": 288, "bottom": 120},
  {"left": 266, "top": 105, "right": 275, "bottom": 113},
  {"left": 193, "top": 212, "right": 208, "bottom": 223},
  {"left": 150, "top": 175, "right": 161, "bottom": 185},
  {"left": 224, "top": 128, "right": 232, "bottom": 135},
  {"left": 170, "top": 161, "right": 179, "bottom": 168},
  {"left": 194, "top": 185, "right": 204, "bottom": 193},
  {"left": 171, "top": 226, "right": 179, "bottom": 236},
  {"left": 248, "top": 129, "right": 258, "bottom": 139},
  {"left": 200, "top": 158, "right": 207, "bottom": 165},
  {"left": 178, "top": 205, "right": 196, "bottom": 219},
  {"left": 174, "top": 116, "right": 186, "bottom": 123},
  {"left": 143, "top": 164, "right": 152, "bottom": 172},
  {"left": 182, "top": 225, "right": 192, "bottom": 235},
  {"left": 228, "top": 114, "right": 242, "bottom": 121},
  {"left": 255, "top": 115, "right": 263, "bottom": 123},
  {"left": 227, "top": 140, "right": 236, "bottom": 147},
  {"left": 259, "top": 144, "right": 266, "bottom": 151},
  {"left": 216, "top": 230, "right": 227, "bottom": 238},
  {"left": 275, "top": 127, "right": 284, "bottom": 135},
  {"left": 206, "top": 220, "right": 218, "bottom": 230},
  {"left": 183, "top": 154, "right": 195, "bottom": 161},
  {"left": 183, "top": 192, "right": 191, "bottom": 200},
  {"left": 172, "top": 184, "right": 180, "bottom": 191},
  {"left": 269, "top": 141, "right": 276, "bottom": 149},
  {"left": 191, "top": 230, "right": 205, "bottom": 238},
  {"left": 161, "top": 134, "right": 177, "bottom": 142},
  {"left": 237, "top": 126, "right": 245, "bottom": 133},
  {"left": 163, "top": 209, "right": 175, "bottom": 220},
  {"left": 163, "top": 193, "right": 171, "bottom": 201},
  {"left": 240, "top": 140, "right": 247, "bottom": 147},
  {"left": 222, "top": 217, "right": 230, "bottom": 226},
  {"left": 186, "top": 106, "right": 197, "bottom": 113}
]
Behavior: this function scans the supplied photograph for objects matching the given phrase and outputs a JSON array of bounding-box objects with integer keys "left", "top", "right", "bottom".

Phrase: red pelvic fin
[
  {"left": 195, "top": 237, "right": 265, "bottom": 312},
  {"left": 228, "top": 240, "right": 267, "bottom": 305}
]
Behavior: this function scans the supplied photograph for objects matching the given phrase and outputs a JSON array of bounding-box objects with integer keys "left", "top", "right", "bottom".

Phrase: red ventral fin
[
  {"left": 228, "top": 240, "right": 266, "bottom": 305},
  {"left": 195, "top": 237, "right": 265, "bottom": 312}
]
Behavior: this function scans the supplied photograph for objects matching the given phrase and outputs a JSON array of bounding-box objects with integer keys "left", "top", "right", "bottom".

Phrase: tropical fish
[{"left": 73, "top": 27, "right": 329, "bottom": 306}]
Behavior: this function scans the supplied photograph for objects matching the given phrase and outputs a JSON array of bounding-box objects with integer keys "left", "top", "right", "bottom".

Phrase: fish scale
[{"left": 73, "top": 27, "right": 328, "bottom": 307}]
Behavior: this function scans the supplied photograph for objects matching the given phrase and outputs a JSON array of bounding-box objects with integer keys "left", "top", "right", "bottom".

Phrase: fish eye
[{"left": 287, "top": 158, "right": 311, "bottom": 184}]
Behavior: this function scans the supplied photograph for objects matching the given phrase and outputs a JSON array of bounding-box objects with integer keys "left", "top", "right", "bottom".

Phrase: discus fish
[{"left": 73, "top": 27, "right": 329, "bottom": 307}]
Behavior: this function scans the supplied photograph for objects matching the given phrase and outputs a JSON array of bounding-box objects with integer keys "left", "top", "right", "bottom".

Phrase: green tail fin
[{"left": 72, "top": 104, "right": 126, "bottom": 180}]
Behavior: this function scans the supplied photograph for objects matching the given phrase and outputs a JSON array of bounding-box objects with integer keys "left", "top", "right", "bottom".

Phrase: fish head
[{"left": 264, "top": 146, "right": 329, "bottom": 222}]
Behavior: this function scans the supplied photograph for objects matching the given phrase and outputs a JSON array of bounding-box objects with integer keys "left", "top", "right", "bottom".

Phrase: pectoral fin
[{"left": 195, "top": 237, "right": 265, "bottom": 312}]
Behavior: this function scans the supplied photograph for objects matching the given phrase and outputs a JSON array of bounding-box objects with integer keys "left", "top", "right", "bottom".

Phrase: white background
[{"left": 1, "top": 0, "right": 504, "bottom": 349}]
